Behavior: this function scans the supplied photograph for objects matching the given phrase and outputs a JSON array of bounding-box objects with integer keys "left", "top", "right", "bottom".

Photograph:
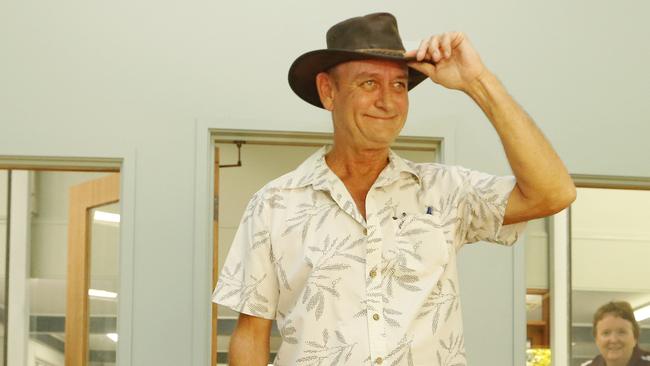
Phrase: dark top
[{"left": 582, "top": 347, "right": 650, "bottom": 366}]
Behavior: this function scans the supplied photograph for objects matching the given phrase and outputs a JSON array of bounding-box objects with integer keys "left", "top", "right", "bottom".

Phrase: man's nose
[{"left": 374, "top": 86, "right": 393, "bottom": 110}]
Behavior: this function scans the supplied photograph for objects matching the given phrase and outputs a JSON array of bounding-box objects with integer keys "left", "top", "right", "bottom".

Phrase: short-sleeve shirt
[{"left": 213, "top": 146, "right": 526, "bottom": 365}]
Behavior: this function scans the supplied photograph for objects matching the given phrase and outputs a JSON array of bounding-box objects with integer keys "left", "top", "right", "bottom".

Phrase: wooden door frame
[{"left": 65, "top": 173, "right": 120, "bottom": 366}]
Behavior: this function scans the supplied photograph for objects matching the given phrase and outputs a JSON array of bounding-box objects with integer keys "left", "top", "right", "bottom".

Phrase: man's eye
[
  {"left": 394, "top": 81, "right": 407, "bottom": 89},
  {"left": 362, "top": 80, "right": 376, "bottom": 87}
]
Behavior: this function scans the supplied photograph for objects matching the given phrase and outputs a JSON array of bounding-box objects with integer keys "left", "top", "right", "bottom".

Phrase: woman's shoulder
[
  {"left": 639, "top": 348, "right": 650, "bottom": 364},
  {"left": 580, "top": 355, "right": 605, "bottom": 366}
]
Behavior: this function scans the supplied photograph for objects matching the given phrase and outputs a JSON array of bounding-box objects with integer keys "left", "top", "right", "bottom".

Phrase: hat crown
[{"left": 326, "top": 13, "right": 406, "bottom": 52}]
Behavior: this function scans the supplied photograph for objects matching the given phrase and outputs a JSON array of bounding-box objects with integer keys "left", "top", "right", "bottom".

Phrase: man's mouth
[{"left": 365, "top": 114, "right": 396, "bottom": 120}]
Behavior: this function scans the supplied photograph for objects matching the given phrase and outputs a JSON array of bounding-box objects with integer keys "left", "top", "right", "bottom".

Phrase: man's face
[
  {"left": 595, "top": 314, "right": 637, "bottom": 364},
  {"left": 320, "top": 59, "right": 409, "bottom": 150}
]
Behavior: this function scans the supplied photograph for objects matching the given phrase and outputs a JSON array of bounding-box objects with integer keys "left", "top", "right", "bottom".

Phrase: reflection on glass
[
  {"left": 88, "top": 203, "right": 120, "bottom": 366},
  {"left": 570, "top": 188, "right": 650, "bottom": 366},
  {"left": 1, "top": 170, "right": 8, "bottom": 366},
  {"left": 28, "top": 171, "right": 114, "bottom": 366},
  {"left": 525, "top": 217, "right": 551, "bottom": 361}
]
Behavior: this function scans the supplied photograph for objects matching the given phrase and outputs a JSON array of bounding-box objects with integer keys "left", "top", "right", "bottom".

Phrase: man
[{"left": 213, "top": 12, "right": 575, "bottom": 365}]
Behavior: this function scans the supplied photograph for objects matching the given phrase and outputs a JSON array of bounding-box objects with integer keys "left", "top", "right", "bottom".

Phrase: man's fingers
[
  {"left": 403, "top": 49, "right": 417, "bottom": 59},
  {"left": 428, "top": 35, "right": 442, "bottom": 62},
  {"left": 440, "top": 33, "right": 452, "bottom": 59},
  {"left": 407, "top": 61, "right": 435, "bottom": 78},
  {"left": 409, "top": 32, "right": 465, "bottom": 63},
  {"left": 449, "top": 31, "right": 465, "bottom": 48},
  {"left": 416, "top": 38, "right": 429, "bottom": 61}
]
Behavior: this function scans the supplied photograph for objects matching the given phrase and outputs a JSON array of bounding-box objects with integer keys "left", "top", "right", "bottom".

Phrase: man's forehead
[{"left": 334, "top": 59, "right": 408, "bottom": 78}]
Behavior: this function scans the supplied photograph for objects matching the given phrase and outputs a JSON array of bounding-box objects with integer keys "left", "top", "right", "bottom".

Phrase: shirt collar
[{"left": 284, "top": 146, "right": 421, "bottom": 190}]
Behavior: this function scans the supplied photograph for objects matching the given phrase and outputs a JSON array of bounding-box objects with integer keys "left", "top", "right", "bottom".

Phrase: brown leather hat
[{"left": 288, "top": 12, "right": 428, "bottom": 109}]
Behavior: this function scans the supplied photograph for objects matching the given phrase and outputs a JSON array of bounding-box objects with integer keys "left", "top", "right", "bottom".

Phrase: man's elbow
[{"left": 542, "top": 182, "right": 577, "bottom": 216}]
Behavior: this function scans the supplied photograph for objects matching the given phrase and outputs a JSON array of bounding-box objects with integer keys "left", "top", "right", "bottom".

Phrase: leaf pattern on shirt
[
  {"left": 216, "top": 262, "right": 270, "bottom": 316},
  {"left": 277, "top": 312, "right": 299, "bottom": 345},
  {"left": 352, "top": 295, "right": 403, "bottom": 328},
  {"left": 417, "top": 279, "right": 460, "bottom": 334},
  {"left": 251, "top": 230, "right": 270, "bottom": 250},
  {"left": 436, "top": 332, "right": 466, "bottom": 366},
  {"left": 301, "top": 235, "right": 366, "bottom": 320},
  {"left": 380, "top": 258, "right": 421, "bottom": 297},
  {"left": 384, "top": 335, "right": 415, "bottom": 366},
  {"left": 376, "top": 198, "right": 399, "bottom": 226},
  {"left": 271, "top": 251, "right": 292, "bottom": 291},
  {"left": 459, "top": 172, "right": 517, "bottom": 245},
  {"left": 296, "top": 328, "right": 357, "bottom": 365},
  {"left": 282, "top": 192, "right": 340, "bottom": 241},
  {"left": 380, "top": 216, "right": 430, "bottom": 297}
]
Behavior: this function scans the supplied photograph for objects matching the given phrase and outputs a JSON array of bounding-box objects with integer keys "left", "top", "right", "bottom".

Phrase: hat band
[{"left": 355, "top": 48, "right": 405, "bottom": 57}]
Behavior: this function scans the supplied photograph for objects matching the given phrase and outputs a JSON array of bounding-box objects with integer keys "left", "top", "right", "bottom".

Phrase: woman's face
[{"left": 595, "top": 314, "right": 637, "bottom": 364}]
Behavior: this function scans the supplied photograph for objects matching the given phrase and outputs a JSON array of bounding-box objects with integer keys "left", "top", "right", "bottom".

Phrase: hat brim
[{"left": 288, "top": 49, "right": 428, "bottom": 109}]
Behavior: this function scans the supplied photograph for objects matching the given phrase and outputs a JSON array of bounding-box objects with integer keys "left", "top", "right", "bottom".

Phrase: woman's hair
[{"left": 593, "top": 301, "right": 640, "bottom": 340}]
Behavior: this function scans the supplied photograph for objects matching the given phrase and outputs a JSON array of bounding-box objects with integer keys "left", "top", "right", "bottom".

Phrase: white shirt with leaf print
[{"left": 213, "top": 146, "right": 526, "bottom": 366}]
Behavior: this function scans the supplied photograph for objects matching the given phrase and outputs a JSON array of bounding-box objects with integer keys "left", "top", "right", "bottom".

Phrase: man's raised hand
[{"left": 404, "top": 32, "right": 488, "bottom": 92}]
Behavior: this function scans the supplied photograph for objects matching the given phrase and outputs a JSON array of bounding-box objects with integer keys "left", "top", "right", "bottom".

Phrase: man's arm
[
  {"left": 228, "top": 313, "right": 273, "bottom": 366},
  {"left": 462, "top": 71, "right": 576, "bottom": 224},
  {"left": 406, "top": 32, "right": 576, "bottom": 224}
]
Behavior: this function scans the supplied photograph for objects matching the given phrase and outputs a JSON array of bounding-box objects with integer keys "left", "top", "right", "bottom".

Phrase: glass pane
[
  {"left": 524, "top": 218, "right": 551, "bottom": 365},
  {"left": 29, "top": 171, "right": 113, "bottom": 366},
  {"left": 0, "top": 170, "right": 8, "bottom": 366},
  {"left": 88, "top": 203, "right": 120, "bottom": 366},
  {"left": 570, "top": 188, "right": 650, "bottom": 366}
]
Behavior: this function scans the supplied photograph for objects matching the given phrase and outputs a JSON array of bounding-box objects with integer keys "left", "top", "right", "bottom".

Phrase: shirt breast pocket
[{"left": 390, "top": 213, "right": 450, "bottom": 282}]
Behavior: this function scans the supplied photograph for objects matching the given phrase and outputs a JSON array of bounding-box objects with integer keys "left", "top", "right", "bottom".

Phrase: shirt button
[
  {"left": 363, "top": 228, "right": 368, "bottom": 235},
  {"left": 373, "top": 313, "right": 380, "bottom": 321},
  {"left": 375, "top": 357, "right": 383, "bottom": 364},
  {"left": 369, "top": 269, "right": 377, "bottom": 278}
]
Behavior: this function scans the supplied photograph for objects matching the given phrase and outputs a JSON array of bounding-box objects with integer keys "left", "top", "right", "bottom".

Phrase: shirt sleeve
[
  {"left": 454, "top": 166, "right": 527, "bottom": 246},
  {"left": 211, "top": 190, "right": 279, "bottom": 319}
]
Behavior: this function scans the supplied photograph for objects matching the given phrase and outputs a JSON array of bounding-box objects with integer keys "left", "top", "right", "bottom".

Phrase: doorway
[{"left": 210, "top": 129, "right": 442, "bottom": 365}]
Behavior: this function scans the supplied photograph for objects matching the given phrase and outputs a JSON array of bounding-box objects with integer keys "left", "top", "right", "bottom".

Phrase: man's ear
[{"left": 315, "top": 72, "right": 335, "bottom": 111}]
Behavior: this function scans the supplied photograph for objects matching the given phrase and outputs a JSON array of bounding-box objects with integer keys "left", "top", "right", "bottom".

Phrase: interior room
[{"left": 1, "top": 1, "right": 648, "bottom": 365}]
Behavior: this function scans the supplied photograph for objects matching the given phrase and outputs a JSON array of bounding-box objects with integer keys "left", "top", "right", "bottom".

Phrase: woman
[{"left": 582, "top": 301, "right": 650, "bottom": 366}]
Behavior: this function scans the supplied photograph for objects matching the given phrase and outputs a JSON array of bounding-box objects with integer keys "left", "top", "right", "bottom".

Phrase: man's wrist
[{"left": 463, "top": 70, "right": 499, "bottom": 100}]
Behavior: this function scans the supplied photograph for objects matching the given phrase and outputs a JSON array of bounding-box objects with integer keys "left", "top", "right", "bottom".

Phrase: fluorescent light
[
  {"left": 94, "top": 210, "right": 120, "bottom": 223},
  {"left": 88, "top": 289, "right": 118, "bottom": 299},
  {"left": 634, "top": 304, "right": 650, "bottom": 322},
  {"left": 106, "top": 333, "right": 118, "bottom": 342}
]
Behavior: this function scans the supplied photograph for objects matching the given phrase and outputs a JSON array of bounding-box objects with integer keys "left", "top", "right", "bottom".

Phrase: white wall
[
  {"left": 1, "top": 1, "right": 649, "bottom": 365},
  {"left": 572, "top": 188, "right": 650, "bottom": 292}
]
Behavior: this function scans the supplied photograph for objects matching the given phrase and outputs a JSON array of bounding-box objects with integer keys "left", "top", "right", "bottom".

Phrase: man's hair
[
  {"left": 324, "top": 64, "right": 342, "bottom": 89},
  {"left": 592, "top": 301, "right": 640, "bottom": 340}
]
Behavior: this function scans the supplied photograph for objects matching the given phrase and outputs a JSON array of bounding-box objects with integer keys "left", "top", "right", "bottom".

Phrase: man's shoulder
[{"left": 403, "top": 159, "right": 473, "bottom": 186}]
